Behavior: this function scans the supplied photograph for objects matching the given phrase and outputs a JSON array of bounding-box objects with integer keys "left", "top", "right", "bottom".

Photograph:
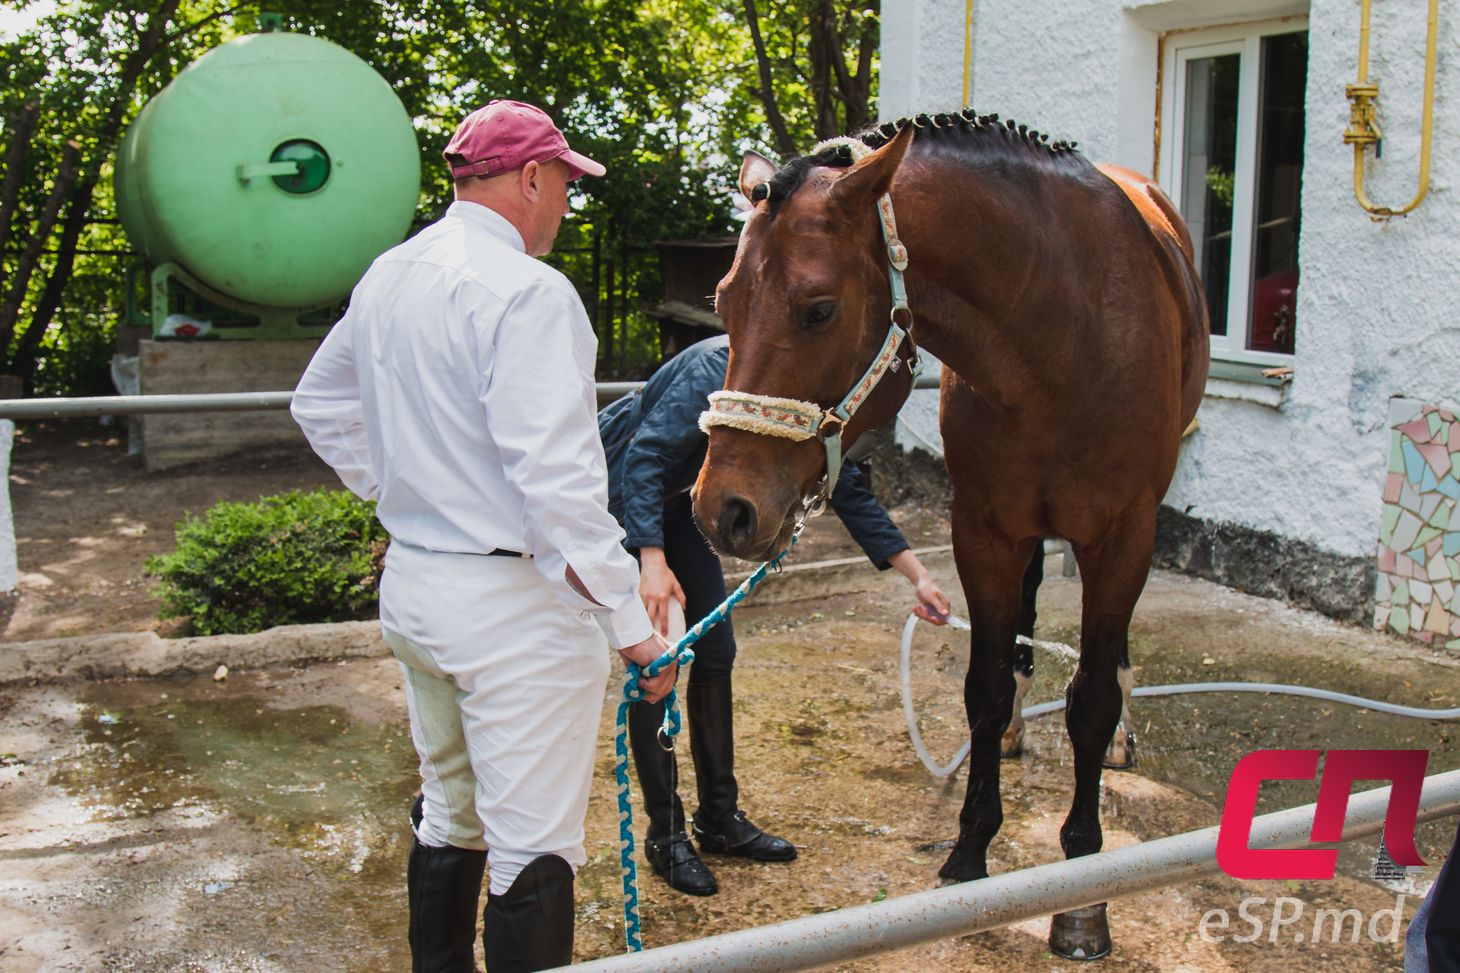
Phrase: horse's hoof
[
  {"left": 1102, "top": 728, "right": 1136, "bottom": 771},
  {"left": 1000, "top": 723, "right": 1026, "bottom": 759},
  {"left": 1050, "top": 903, "right": 1111, "bottom": 961},
  {"left": 937, "top": 848, "right": 987, "bottom": 884}
]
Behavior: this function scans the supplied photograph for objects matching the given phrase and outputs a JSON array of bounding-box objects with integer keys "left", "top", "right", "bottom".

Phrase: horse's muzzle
[
  {"left": 694, "top": 488, "right": 797, "bottom": 562},
  {"left": 717, "top": 493, "right": 759, "bottom": 553}
]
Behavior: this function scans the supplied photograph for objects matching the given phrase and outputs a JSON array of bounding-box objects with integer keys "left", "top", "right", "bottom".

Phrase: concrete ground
[{"left": 2, "top": 544, "right": 1458, "bottom": 972}]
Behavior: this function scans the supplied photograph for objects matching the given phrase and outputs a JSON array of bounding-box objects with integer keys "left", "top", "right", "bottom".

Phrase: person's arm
[
  {"left": 829, "top": 461, "right": 950, "bottom": 624},
  {"left": 616, "top": 351, "right": 723, "bottom": 633},
  {"left": 479, "top": 278, "right": 658, "bottom": 656},
  {"left": 290, "top": 312, "right": 379, "bottom": 501},
  {"left": 827, "top": 461, "right": 907, "bottom": 569}
]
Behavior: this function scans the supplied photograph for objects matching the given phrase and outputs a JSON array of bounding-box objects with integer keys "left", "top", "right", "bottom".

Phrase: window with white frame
[{"left": 1160, "top": 20, "right": 1308, "bottom": 364}]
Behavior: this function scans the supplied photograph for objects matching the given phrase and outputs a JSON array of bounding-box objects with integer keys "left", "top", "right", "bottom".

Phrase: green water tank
[{"left": 115, "top": 30, "right": 420, "bottom": 310}]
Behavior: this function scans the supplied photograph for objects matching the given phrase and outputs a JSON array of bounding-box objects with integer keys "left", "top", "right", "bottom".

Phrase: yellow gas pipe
[{"left": 1344, "top": 0, "right": 1439, "bottom": 219}]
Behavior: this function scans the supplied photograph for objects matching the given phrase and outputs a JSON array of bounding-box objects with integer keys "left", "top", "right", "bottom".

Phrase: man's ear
[
  {"left": 828, "top": 125, "right": 913, "bottom": 212},
  {"left": 520, "top": 160, "right": 541, "bottom": 202},
  {"left": 738, "top": 151, "right": 778, "bottom": 202}
]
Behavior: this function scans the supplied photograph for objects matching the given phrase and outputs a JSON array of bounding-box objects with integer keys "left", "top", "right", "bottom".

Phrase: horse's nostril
[{"left": 721, "top": 495, "right": 758, "bottom": 548}]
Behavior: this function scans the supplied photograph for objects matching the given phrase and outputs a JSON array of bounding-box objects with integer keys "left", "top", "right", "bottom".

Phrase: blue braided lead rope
[{"left": 614, "top": 531, "right": 801, "bottom": 952}]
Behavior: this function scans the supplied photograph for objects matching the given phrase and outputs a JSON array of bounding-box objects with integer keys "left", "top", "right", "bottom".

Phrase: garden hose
[{"left": 900, "top": 613, "right": 1460, "bottom": 779}]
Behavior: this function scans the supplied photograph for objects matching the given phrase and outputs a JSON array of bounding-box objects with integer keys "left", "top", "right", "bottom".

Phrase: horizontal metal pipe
[
  {"left": 562, "top": 768, "right": 1460, "bottom": 973},
  {"left": 0, "top": 391, "right": 296, "bottom": 418},
  {"left": 0, "top": 374, "right": 943, "bottom": 420}
]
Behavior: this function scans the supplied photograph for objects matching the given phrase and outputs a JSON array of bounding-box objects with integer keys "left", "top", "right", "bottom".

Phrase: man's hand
[
  {"left": 637, "top": 547, "right": 687, "bottom": 637},
  {"left": 618, "top": 631, "right": 678, "bottom": 703}
]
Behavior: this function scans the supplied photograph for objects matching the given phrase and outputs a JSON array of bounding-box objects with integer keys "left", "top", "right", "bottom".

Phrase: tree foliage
[{"left": 0, "top": 0, "right": 879, "bottom": 393}]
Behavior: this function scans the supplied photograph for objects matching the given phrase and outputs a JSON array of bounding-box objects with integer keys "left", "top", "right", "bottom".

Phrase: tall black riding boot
[
  {"left": 407, "top": 795, "right": 488, "bottom": 973},
  {"left": 481, "top": 854, "right": 575, "bottom": 973},
  {"left": 627, "top": 699, "right": 718, "bottom": 895},
  {"left": 687, "top": 677, "right": 797, "bottom": 861}
]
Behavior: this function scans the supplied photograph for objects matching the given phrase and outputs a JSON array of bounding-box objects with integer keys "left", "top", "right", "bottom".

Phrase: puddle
[
  {"left": 24, "top": 671, "right": 422, "bottom": 970},
  {"left": 52, "top": 678, "right": 417, "bottom": 866}
]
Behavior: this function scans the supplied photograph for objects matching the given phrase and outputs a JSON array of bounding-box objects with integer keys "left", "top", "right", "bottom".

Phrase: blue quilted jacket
[{"left": 598, "top": 335, "right": 909, "bottom": 568}]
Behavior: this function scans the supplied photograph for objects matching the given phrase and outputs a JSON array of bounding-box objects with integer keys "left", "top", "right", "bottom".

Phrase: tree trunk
[
  {"left": 807, "top": 0, "right": 840, "bottom": 140},
  {"left": 604, "top": 239, "right": 617, "bottom": 375},
  {"left": 808, "top": 0, "right": 876, "bottom": 138},
  {"left": 830, "top": 1, "right": 876, "bottom": 134},
  {"left": 0, "top": 102, "right": 40, "bottom": 259},
  {"left": 10, "top": 0, "right": 182, "bottom": 384},
  {"left": 742, "top": 0, "right": 800, "bottom": 158},
  {"left": 0, "top": 140, "right": 80, "bottom": 353},
  {"left": 591, "top": 228, "right": 602, "bottom": 342},
  {"left": 845, "top": 20, "right": 876, "bottom": 133}
]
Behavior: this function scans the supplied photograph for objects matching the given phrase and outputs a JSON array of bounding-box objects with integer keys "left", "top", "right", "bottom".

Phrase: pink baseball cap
[{"left": 443, "top": 100, "right": 606, "bottom": 181}]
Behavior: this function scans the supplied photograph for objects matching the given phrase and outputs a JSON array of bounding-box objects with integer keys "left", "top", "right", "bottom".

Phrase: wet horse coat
[{"left": 693, "top": 113, "right": 1208, "bottom": 957}]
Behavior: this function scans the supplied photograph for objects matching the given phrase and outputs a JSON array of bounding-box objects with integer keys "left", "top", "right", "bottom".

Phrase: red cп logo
[{"left": 1216, "top": 749, "right": 1429, "bottom": 880}]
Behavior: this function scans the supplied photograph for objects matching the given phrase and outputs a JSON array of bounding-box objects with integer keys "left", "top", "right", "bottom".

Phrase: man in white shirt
[{"left": 292, "top": 99, "right": 674, "bottom": 973}]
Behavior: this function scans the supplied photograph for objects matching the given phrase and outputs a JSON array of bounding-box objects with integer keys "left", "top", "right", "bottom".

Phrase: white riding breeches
[{"left": 380, "top": 541, "right": 612, "bottom": 895}]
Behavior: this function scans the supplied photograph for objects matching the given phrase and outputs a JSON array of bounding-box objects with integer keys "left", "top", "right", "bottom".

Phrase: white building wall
[
  {"left": 882, "top": 0, "right": 1459, "bottom": 565},
  {"left": 878, "top": 0, "right": 968, "bottom": 119}
]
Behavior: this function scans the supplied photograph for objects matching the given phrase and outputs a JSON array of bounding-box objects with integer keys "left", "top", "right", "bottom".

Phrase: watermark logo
[
  {"left": 1199, "top": 895, "right": 1409, "bottom": 944},
  {"left": 1215, "top": 749, "right": 1429, "bottom": 880}
]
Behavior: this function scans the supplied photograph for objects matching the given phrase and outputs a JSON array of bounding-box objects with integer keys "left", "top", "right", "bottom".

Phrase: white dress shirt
[{"left": 292, "top": 200, "right": 653, "bottom": 650}]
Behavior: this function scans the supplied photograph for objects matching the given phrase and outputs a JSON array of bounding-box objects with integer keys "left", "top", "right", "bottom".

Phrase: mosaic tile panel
[{"left": 1375, "top": 399, "right": 1460, "bottom": 651}]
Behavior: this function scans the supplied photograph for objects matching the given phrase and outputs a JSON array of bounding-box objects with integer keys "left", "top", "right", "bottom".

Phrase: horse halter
[{"left": 698, "top": 138, "right": 921, "bottom": 509}]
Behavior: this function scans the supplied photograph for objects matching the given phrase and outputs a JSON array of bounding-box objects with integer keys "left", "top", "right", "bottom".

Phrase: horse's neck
[{"left": 896, "top": 157, "right": 1075, "bottom": 391}]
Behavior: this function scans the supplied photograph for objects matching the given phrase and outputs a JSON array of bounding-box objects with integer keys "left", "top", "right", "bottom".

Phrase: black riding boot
[
  {"left": 628, "top": 698, "right": 718, "bottom": 895},
  {"left": 407, "top": 795, "right": 487, "bottom": 973},
  {"left": 481, "top": 855, "right": 574, "bottom": 973},
  {"left": 688, "top": 677, "right": 797, "bottom": 861}
]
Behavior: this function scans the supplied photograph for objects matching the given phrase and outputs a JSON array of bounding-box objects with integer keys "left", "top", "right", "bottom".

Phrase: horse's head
[{"left": 693, "top": 126, "right": 917, "bottom": 560}]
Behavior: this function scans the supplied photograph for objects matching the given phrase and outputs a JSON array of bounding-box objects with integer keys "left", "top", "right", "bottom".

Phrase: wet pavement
[{"left": 2, "top": 552, "right": 1458, "bottom": 971}]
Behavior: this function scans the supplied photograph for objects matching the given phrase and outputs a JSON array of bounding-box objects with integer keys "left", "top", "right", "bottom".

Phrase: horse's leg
[
  {"left": 1001, "top": 549, "right": 1042, "bottom": 759},
  {"left": 1102, "top": 638, "right": 1137, "bottom": 770},
  {"left": 1049, "top": 508, "right": 1156, "bottom": 960},
  {"left": 940, "top": 516, "right": 1032, "bottom": 882}
]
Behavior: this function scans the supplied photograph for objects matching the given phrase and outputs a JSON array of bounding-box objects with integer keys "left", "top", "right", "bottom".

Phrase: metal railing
[
  {"left": 556, "top": 769, "right": 1460, "bottom": 972},
  {"left": 0, "top": 375, "right": 943, "bottom": 421}
]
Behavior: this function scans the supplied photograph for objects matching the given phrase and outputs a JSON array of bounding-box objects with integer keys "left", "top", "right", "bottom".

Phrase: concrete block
[
  {"left": 0, "top": 419, "right": 14, "bottom": 592},
  {"left": 138, "top": 338, "right": 320, "bottom": 471}
]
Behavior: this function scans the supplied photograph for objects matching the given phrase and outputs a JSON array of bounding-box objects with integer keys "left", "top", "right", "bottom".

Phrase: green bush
[{"left": 147, "top": 489, "right": 387, "bottom": 636}]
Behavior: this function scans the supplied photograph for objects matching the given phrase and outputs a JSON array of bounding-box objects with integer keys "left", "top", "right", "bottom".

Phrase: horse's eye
[{"left": 803, "top": 302, "right": 838, "bottom": 329}]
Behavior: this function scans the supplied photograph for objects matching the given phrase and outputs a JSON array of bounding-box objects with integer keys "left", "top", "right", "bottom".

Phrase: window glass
[
  {"left": 1181, "top": 53, "right": 1240, "bottom": 338},
  {"left": 1165, "top": 23, "right": 1309, "bottom": 363},
  {"left": 1247, "top": 32, "right": 1307, "bottom": 355}
]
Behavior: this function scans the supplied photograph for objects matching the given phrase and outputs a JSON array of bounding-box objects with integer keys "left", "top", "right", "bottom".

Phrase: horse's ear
[
  {"left": 830, "top": 125, "right": 914, "bottom": 209},
  {"left": 739, "top": 151, "right": 778, "bottom": 202}
]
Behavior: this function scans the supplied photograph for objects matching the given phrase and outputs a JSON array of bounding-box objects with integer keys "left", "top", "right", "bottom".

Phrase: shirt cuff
[
  {"left": 624, "top": 532, "right": 665, "bottom": 551},
  {"left": 593, "top": 600, "right": 656, "bottom": 650}
]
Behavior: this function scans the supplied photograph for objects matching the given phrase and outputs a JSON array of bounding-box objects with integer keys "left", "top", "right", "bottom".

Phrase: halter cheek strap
[{"left": 699, "top": 135, "right": 920, "bottom": 504}]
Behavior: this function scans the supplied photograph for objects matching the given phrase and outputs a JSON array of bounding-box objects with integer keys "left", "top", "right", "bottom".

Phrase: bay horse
[{"left": 692, "top": 112, "right": 1208, "bottom": 959}]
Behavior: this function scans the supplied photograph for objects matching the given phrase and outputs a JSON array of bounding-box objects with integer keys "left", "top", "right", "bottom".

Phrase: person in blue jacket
[
  {"left": 599, "top": 334, "right": 951, "bottom": 896},
  {"left": 1406, "top": 817, "right": 1460, "bottom": 972}
]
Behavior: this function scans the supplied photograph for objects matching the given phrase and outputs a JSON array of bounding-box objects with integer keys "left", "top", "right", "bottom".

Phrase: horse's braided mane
[{"left": 753, "top": 109, "right": 1090, "bottom": 212}]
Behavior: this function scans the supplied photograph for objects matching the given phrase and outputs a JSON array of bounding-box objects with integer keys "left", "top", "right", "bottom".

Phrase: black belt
[{"left": 392, "top": 540, "right": 531, "bottom": 559}]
